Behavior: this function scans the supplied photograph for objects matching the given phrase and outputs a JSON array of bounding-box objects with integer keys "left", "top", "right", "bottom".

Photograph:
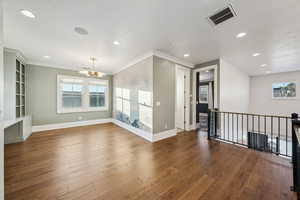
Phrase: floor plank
[{"left": 4, "top": 123, "right": 297, "bottom": 200}]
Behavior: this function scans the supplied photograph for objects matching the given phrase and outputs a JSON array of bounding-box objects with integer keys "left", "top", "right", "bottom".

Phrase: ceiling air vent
[{"left": 208, "top": 4, "right": 237, "bottom": 26}]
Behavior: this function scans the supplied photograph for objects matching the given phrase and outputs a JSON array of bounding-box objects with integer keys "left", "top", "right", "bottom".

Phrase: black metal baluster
[
  {"left": 247, "top": 114, "right": 249, "bottom": 147},
  {"left": 208, "top": 110, "right": 211, "bottom": 140},
  {"left": 278, "top": 117, "right": 280, "bottom": 155},
  {"left": 271, "top": 117, "right": 273, "bottom": 153},
  {"left": 242, "top": 114, "right": 244, "bottom": 145},
  {"left": 237, "top": 114, "right": 239, "bottom": 144},
  {"left": 223, "top": 112, "right": 225, "bottom": 140},
  {"left": 286, "top": 117, "right": 288, "bottom": 156},
  {"left": 228, "top": 112, "right": 229, "bottom": 141},
  {"left": 258, "top": 115, "right": 260, "bottom": 150},
  {"left": 232, "top": 113, "right": 234, "bottom": 143},
  {"left": 264, "top": 116, "right": 267, "bottom": 151},
  {"left": 252, "top": 115, "right": 254, "bottom": 132}
]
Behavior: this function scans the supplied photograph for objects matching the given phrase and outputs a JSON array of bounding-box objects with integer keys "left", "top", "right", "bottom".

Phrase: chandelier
[{"left": 79, "top": 57, "right": 105, "bottom": 78}]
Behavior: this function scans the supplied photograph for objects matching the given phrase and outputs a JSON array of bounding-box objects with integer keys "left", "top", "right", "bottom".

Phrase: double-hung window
[{"left": 57, "top": 75, "right": 109, "bottom": 113}]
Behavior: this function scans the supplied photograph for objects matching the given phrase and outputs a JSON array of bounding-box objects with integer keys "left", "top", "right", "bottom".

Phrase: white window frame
[{"left": 57, "top": 75, "right": 109, "bottom": 114}]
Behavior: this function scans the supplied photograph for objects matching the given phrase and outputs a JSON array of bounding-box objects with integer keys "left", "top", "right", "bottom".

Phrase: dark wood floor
[{"left": 5, "top": 123, "right": 296, "bottom": 200}]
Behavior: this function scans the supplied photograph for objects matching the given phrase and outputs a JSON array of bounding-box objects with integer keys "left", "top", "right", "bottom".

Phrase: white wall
[
  {"left": 0, "top": 0, "right": 4, "bottom": 199},
  {"left": 219, "top": 59, "right": 250, "bottom": 113},
  {"left": 250, "top": 71, "right": 300, "bottom": 116}
]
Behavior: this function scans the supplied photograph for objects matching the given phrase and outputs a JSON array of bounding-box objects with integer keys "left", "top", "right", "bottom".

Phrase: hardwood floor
[{"left": 5, "top": 123, "right": 296, "bottom": 200}]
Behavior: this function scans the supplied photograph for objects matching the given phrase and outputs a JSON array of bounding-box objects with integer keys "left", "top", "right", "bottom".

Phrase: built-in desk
[{"left": 0, "top": 116, "right": 32, "bottom": 144}]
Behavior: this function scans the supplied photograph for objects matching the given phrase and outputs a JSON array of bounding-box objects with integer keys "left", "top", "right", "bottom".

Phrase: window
[
  {"left": 199, "top": 85, "right": 209, "bottom": 103},
  {"left": 57, "top": 75, "right": 109, "bottom": 113},
  {"left": 138, "top": 90, "right": 152, "bottom": 128},
  {"left": 62, "top": 83, "right": 83, "bottom": 108}
]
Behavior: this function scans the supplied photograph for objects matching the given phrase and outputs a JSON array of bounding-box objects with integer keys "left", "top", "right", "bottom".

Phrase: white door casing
[{"left": 176, "top": 66, "right": 185, "bottom": 129}]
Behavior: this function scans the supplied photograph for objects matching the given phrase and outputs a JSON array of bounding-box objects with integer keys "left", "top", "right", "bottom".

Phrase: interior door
[{"left": 176, "top": 67, "right": 185, "bottom": 130}]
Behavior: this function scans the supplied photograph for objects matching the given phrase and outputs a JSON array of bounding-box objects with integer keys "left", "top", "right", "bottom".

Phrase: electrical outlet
[
  {"left": 165, "top": 123, "right": 168, "bottom": 129},
  {"left": 78, "top": 116, "right": 83, "bottom": 120},
  {"left": 156, "top": 101, "right": 161, "bottom": 106}
]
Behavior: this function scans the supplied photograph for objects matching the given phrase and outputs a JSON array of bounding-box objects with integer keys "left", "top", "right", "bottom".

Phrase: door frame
[
  {"left": 175, "top": 64, "right": 191, "bottom": 131},
  {"left": 192, "top": 65, "right": 218, "bottom": 130}
]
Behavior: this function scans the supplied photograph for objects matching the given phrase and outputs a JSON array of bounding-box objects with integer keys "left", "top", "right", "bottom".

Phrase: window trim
[{"left": 57, "top": 75, "right": 109, "bottom": 114}]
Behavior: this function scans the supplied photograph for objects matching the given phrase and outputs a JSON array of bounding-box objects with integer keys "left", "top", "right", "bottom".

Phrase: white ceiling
[{"left": 3, "top": 0, "right": 300, "bottom": 75}]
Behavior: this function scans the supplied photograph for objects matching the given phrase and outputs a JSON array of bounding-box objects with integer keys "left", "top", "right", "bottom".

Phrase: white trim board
[
  {"left": 112, "top": 119, "right": 153, "bottom": 142},
  {"left": 32, "top": 118, "right": 113, "bottom": 132},
  {"left": 112, "top": 119, "right": 177, "bottom": 142},
  {"left": 152, "top": 129, "right": 177, "bottom": 142},
  {"left": 32, "top": 118, "right": 177, "bottom": 142}
]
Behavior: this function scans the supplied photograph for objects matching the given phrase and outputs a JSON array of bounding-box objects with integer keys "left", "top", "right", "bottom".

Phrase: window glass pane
[
  {"left": 199, "top": 85, "right": 208, "bottom": 103},
  {"left": 123, "top": 100, "right": 130, "bottom": 117},
  {"left": 123, "top": 89, "right": 130, "bottom": 100},
  {"left": 139, "top": 105, "right": 152, "bottom": 128},
  {"left": 116, "top": 98, "right": 122, "bottom": 111},
  {"left": 116, "top": 88, "right": 122, "bottom": 98},
  {"left": 138, "top": 90, "right": 152, "bottom": 106},
  {"left": 89, "top": 85, "right": 106, "bottom": 107},
  {"left": 62, "top": 83, "right": 83, "bottom": 108}
]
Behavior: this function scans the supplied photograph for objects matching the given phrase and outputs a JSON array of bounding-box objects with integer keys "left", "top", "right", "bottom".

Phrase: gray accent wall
[
  {"left": 153, "top": 56, "right": 176, "bottom": 134},
  {"left": 27, "top": 65, "right": 113, "bottom": 126}
]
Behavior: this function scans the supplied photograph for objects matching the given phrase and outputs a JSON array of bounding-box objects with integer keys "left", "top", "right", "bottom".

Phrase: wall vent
[{"left": 207, "top": 4, "right": 237, "bottom": 26}]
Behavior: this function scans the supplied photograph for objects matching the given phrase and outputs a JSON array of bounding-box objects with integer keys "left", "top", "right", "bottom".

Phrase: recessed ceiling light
[
  {"left": 205, "top": 70, "right": 210, "bottom": 73},
  {"left": 236, "top": 32, "right": 247, "bottom": 38},
  {"left": 266, "top": 70, "right": 271, "bottom": 74},
  {"left": 253, "top": 53, "right": 261, "bottom": 57},
  {"left": 184, "top": 54, "right": 190, "bottom": 57},
  {"left": 20, "top": 9, "right": 36, "bottom": 18},
  {"left": 113, "top": 41, "right": 120, "bottom": 45},
  {"left": 43, "top": 56, "right": 50, "bottom": 59},
  {"left": 260, "top": 64, "right": 267, "bottom": 67},
  {"left": 74, "top": 27, "right": 88, "bottom": 35}
]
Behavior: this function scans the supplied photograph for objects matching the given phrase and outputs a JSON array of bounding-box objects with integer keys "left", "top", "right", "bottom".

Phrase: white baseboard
[
  {"left": 152, "top": 129, "right": 177, "bottom": 142},
  {"left": 112, "top": 119, "right": 177, "bottom": 142},
  {"left": 32, "top": 118, "right": 113, "bottom": 133},
  {"left": 32, "top": 118, "right": 177, "bottom": 143},
  {"left": 112, "top": 119, "right": 153, "bottom": 142}
]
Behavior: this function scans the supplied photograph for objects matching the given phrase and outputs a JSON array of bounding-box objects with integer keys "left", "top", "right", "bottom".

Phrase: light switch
[{"left": 156, "top": 101, "right": 160, "bottom": 106}]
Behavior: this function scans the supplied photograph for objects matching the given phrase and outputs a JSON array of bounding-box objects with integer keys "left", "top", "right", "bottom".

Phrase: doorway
[
  {"left": 192, "top": 65, "right": 218, "bottom": 130},
  {"left": 175, "top": 65, "right": 190, "bottom": 132}
]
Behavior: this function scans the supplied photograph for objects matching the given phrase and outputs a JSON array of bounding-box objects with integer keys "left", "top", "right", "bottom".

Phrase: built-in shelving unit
[
  {"left": 3, "top": 48, "right": 32, "bottom": 144},
  {"left": 15, "top": 60, "right": 26, "bottom": 118}
]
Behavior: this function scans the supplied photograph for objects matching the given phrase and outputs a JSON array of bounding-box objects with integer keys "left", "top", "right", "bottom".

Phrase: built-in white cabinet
[
  {"left": 3, "top": 48, "right": 32, "bottom": 144},
  {"left": 4, "top": 49, "right": 27, "bottom": 120}
]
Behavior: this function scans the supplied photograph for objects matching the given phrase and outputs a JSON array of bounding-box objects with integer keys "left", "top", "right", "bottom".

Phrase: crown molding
[
  {"left": 153, "top": 50, "right": 195, "bottom": 68},
  {"left": 113, "top": 51, "right": 154, "bottom": 74},
  {"left": 113, "top": 50, "right": 195, "bottom": 74},
  {"left": 27, "top": 61, "right": 114, "bottom": 75},
  {"left": 4, "top": 47, "right": 28, "bottom": 64}
]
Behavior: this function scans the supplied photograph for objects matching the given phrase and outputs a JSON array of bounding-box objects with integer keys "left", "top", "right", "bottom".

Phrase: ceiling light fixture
[
  {"left": 260, "top": 64, "right": 267, "bottom": 67},
  {"left": 253, "top": 53, "right": 261, "bottom": 57},
  {"left": 79, "top": 57, "right": 105, "bottom": 78},
  {"left": 184, "top": 54, "right": 190, "bottom": 57},
  {"left": 43, "top": 56, "right": 50, "bottom": 59},
  {"left": 236, "top": 32, "right": 247, "bottom": 38},
  {"left": 266, "top": 70, "right": 271, "bottom": 74},
  {"left": 113, "top": 41, "right": 120, "bottom": 45},
  {"left": 20, "top": 9, "right": 36, "bottom": 18}
]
